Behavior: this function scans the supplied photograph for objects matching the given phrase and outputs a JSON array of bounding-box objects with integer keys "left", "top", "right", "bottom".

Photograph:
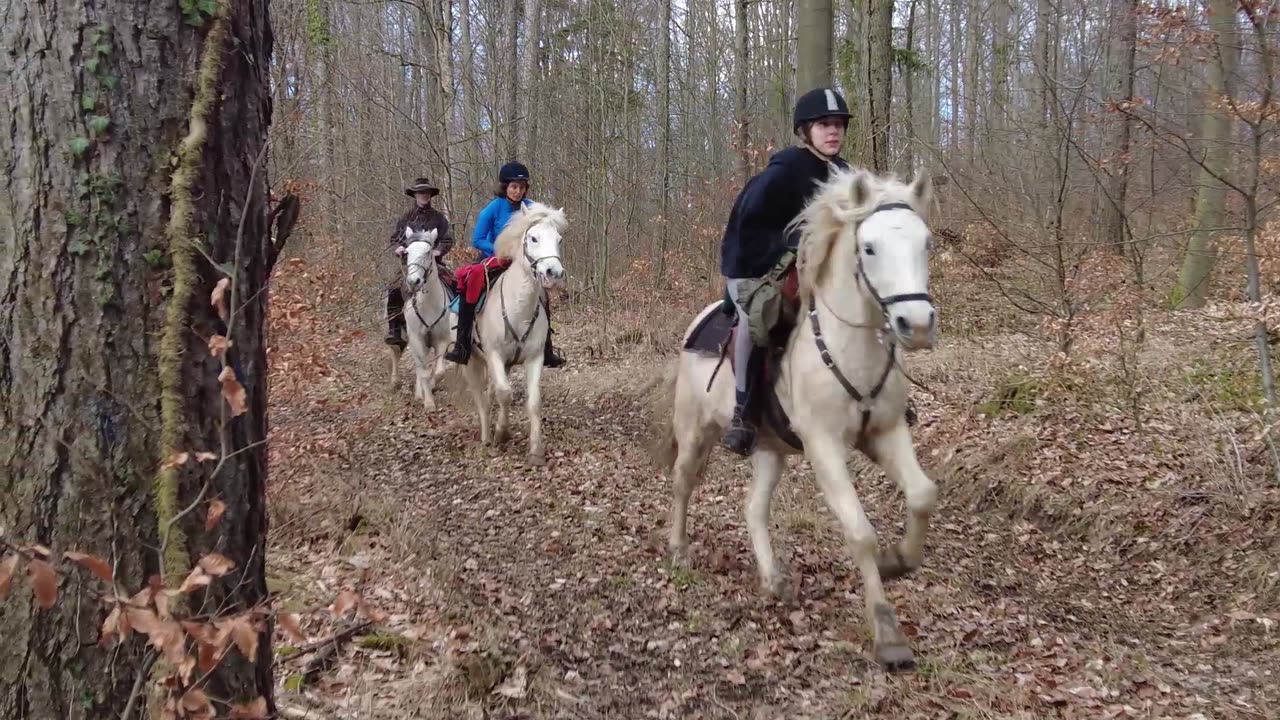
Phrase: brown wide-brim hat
[{"left": 405, "top": 178, "right": 440, "bottom": 197}]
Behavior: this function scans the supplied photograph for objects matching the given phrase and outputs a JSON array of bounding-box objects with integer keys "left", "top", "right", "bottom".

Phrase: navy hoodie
[{"left": 720, "top": 146, "right": 849, "bottom": 279}]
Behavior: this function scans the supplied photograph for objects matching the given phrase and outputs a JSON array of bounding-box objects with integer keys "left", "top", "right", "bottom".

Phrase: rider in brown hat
[{"left": 385, "top": 178, "right": 454, "bottom": 348}]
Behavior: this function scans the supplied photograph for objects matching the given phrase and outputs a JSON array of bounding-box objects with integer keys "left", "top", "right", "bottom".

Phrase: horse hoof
[
  {"left": 761, "top": 573, "right": 792, "bottom": 602},
  {"left": 874, "top": 642, "right": 916, "bottom": 673},
  {"left": 876, "top": 547, "right": 915, "bottom": 582},
  {"left": 528, "top": 453, "right": 546, "bottom": 467}
]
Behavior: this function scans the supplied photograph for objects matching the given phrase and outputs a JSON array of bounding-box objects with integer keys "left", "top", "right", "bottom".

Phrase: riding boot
[
  {"left": 542, "top": 298, "right": 566, "bottom": 368},
  {"left": 722, "top": 346, "right": 766, "bottom": 456},
  {"left": 444, "top": 299, "right": 476, "bottom": 364},
  {"left": 385, "top": 287, "right": 407, "bottom": 349}
]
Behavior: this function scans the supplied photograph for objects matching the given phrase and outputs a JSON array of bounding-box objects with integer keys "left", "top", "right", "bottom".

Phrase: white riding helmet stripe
[{"left": 824, "top": 89, "right": 838, "bottom": 111}]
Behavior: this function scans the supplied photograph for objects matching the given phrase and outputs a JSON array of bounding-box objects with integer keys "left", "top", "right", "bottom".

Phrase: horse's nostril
[{"left": 895, "top": 316, "right": 911, "bottom": 334}]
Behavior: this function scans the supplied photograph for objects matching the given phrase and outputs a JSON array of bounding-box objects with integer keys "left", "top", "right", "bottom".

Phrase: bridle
[
  {"left": 807, "top": 200, "right": 935, "bottom": 445},
  {"left": 405, "top": 244, "right": 449, "bottom": 331}
]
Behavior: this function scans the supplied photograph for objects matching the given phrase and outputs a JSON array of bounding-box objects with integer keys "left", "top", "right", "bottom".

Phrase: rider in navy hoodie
[{"left": 720, "top": 88, "right": 853, "bottom": 455}]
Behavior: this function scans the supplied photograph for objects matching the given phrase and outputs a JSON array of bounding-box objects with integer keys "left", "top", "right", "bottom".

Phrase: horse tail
[{"left": 648, "top": 360, "right": 680, "bottom": 476}]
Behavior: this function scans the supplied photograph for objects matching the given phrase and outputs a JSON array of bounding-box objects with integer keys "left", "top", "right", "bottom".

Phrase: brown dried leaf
[
  {"left": 197, "top": 640, "right": 221, "bottom": 674},
  {"left": 101, "top": 605, "right": 130, "bottom": 646},
  {"left": 161, "top": 452, "right": 190, "bottom": 470},
  {"left": 198, "top": 553, "right": 236, "bottom": 577},
  {"left": 229, "top": 615, "right": 260, "bottom": 659},
  {"left": 331, "top": 589, "right": 359, "bottom": 619},
  {"left": 178, "top": 653, "right": 197, "bottom": 683},
  {"left": 357, "top": 598, "right": 387, "bottom": 623},
  {"left": 211, "top": 277, "right": 231, "bottom": 321},
  {"left": 28, "top": 559, "right": 57, "bottom": 609},
  {"left": 208, "top": 334, "right": 232, "bottom": 359},
  {"left": 181, "top": 688, "right": 216, "bottom": 720},
  {"left": 127, "top": 608, "right": 186, "bottom": 665},
  {"left": 0, "top": 554, "right": 19, "bottom": 600},
  {"left": 205, "top": 499, "right": 227, "bottom": 532},
  {"left": 194, "top": 451, "right": 218, "bottom": 462},
  {"left": 230, "top": 698, "right": 270, "bottom": 719},
  {"left": 28, "top": 545, "right": 52, "bottom": 559},
  {"left": 155, "top": 589, "right": 174, "bottom": 620},
  {"left": 178, "top": 567, "right": 211, "bottom": 595},
  {"left": 278, "top": 612, "right": 307, "bottom": 643},
  {"left": 725, "top": 670, "right": 746, "bottom": 686},
  {"left": 219, "top": 366, "right": 248, "bottom": 417},
  {"left": 64, "top": 551, "right": 114, "bottom": 585}
]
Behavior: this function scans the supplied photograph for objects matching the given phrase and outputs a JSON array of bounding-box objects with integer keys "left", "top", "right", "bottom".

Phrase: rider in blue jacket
[{"left": 445, "top": 161, "right": 566, "bottom": 368}]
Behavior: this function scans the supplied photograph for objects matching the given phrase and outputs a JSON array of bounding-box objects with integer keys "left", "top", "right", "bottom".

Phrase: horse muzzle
[{"left": 890, "top": 305, "right": 937, "bottom": 351}]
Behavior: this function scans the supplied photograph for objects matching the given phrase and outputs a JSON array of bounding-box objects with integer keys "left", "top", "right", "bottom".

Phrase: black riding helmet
[
  {"left": 793, "top": 87, "right": 852, "bottom": 135},
  {"left": 499, "top": 161, "right": 531, "bottom": 184}
]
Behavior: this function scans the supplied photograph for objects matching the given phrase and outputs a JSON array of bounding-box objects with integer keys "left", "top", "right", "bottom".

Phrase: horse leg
[
  {"left": 524, "top": 357, "right": 546, "bottom": 464},
  {"left": 417, "top": 362, "right": 435, "bottom": 411},
  {"left": 464, "top": 360, "right": 491, "bottom": 445},
  {"left": 488, "top": 354, "right": 513, "bottom": 446},
  {"left": 746, "top": 448, "right": 788, "bottom": 599},
  {"left": 389, "top": 346, "right": 401, "bottom": 388},
  {"left": 668, "top": 424, "right": 712, "bottom": 565},
  {"left": 805, "top": 431, "right": 915, "bottom": 672},
  {"left": 866, "top": 422, "right": 937, "bottom": 581}
]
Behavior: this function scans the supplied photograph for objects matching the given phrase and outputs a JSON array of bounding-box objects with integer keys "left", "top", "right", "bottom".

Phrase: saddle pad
[
  {"left": 448, "top": 289, "right": 488, "bottom": 315},
  {"left": 683, "top": 306, "right": 734, "bottom": 356}
]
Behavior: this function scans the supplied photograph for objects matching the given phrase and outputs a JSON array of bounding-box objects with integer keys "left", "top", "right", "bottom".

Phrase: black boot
[
  {"left": 542, "top": 295, "right": 566, "bottom": 368},
  {"left": 445, "top": 299, "right": 476, "bottom": 364},
  {"left": 722, "top": 347, "right": 765, "bottom": 456},
  {"left": 385, "top": 287, "right": 407, "bottom": 349}
]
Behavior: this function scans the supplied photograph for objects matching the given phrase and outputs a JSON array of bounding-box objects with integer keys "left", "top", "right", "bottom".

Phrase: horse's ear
[
  {"left": 850, "top": 171, "right": 872, "bottom": 207},
  {"left": 909, "top": 172, "right": 934, "bottom": 214}
]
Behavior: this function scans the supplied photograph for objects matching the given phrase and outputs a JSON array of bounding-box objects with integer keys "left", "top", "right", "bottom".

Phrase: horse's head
[
  {"left": 497, "top": 202, "right": 568, "bottom": 288},
  {"left": 403, "top": 227, "right": 439, "bottom": 291},
  {"left": 797, "top": 169, "right": 937, "bottom": 350}
]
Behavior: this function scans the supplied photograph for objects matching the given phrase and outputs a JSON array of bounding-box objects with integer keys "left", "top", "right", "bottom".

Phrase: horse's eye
[
  {"left": 863, "top": 244, "right": 876, "bottom": 256},
  {"left": 530, "top": 237, "right": 539, "bottom": 243}
]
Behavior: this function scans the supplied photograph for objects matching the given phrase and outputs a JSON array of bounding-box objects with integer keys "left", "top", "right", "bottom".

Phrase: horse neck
[{"left": 498, "top": 255, "right": 539, "bottom": 308}]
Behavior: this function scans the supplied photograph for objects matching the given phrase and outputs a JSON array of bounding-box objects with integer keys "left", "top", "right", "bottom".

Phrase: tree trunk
[
  {"left": 736, "top": 0, "right": 750, "bottom": 182},
  {"left": 840, "top": 0, "right": 870, "bottom": 163},
  {"left": 504, "top": 0, "right": 520, "bottom": 159},
  {"left": 797, "top": 0, "right": 834, "bottom": 94},
  {"left": 657, "top": 0, "right": 673, "bottom": 283},
  {"left": 1172, "top": 0, "right": 1239, "bottom": 309},
  {"left": 866, "top": 0, "right": 892, "bottom": 172},
  {"left": 989, "top": 0, "right": 1012, "bottom": 147},
  {"left": 0, "top": 0, "right": 276, "bottom": 716},
  {"left": 1100, "top": 0, "right": 1136, "bottom": 256},
  {"left": 903, "top": 0, "right": 918, "bottom": 173},
  {"left": 515, "top": 0, "right": 542, "bottom": 158}
]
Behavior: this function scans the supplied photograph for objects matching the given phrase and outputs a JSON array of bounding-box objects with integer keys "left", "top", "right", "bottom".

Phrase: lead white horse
[
  {"left": 461, "top": 202, "right": 567, "bottom": 464},
  {"left": 395, "top": 227, "right": 456, "bottom": 410},
  {"left": 652, "top": 168, "right": 938, "bottom": 671}
]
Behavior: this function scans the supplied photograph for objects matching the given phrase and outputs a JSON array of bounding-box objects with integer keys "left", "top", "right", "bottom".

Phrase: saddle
[{"left": 684, "top": 267, "right": 805, "bottom": 450}]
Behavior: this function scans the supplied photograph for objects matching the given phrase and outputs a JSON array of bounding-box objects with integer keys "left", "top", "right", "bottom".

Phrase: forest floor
[{"left": 261, "top": 256, "right": 1279, "bottom": 719}]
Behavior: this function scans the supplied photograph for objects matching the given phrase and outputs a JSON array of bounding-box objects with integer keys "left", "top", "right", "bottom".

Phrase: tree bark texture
[
  {"left": 796, "top": 0, "right": 834, "bottom": 95},
  {"left": 1100, "top": 0, "right": 1136, "bottom": 255},
  {"left": 1173, "top": 0, "right": 1239, "bottom": 309},
  {"left": 0, "top": 0, "right": 276, "bottom": 714},
  {"left": 865, "top": 0, "right": 892, "bottom": 172}
]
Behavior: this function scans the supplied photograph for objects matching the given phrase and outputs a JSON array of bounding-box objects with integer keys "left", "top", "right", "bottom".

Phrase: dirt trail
[{"left": 267, "top": 329, "right": 1277, "bottom": 719}]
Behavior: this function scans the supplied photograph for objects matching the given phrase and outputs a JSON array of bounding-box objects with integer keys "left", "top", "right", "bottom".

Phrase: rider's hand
[{"left": 394, "top": 245, "right": 408, "bottom": 256}]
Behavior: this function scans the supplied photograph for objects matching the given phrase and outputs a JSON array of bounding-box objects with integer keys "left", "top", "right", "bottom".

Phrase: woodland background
[{"left": 3, "top": 0, "right": 1279, "bottom": 717}]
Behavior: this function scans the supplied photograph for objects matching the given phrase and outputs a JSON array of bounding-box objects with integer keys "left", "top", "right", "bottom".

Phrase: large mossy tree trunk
[{"left": 0, "top": 0, "right": 275, "bottom": 715}]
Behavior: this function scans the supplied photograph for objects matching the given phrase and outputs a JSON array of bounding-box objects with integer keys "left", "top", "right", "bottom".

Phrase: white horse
[
  {"left": 652, "top": 168, "right": 938, "bottom": 672},
  {"left": 461, "top": 202, "right": 567, "bottom": 464},
  {"left": 395, "top": 227, "right": 456, "bottom": 410}
]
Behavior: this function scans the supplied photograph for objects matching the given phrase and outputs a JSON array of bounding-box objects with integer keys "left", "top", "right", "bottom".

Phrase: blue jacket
[
  {"left": 472, "top": 196, "right": 533, "bottom": 258},
  {"left": 720, "top": 146, "right": 849, "bottom": 279}
]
